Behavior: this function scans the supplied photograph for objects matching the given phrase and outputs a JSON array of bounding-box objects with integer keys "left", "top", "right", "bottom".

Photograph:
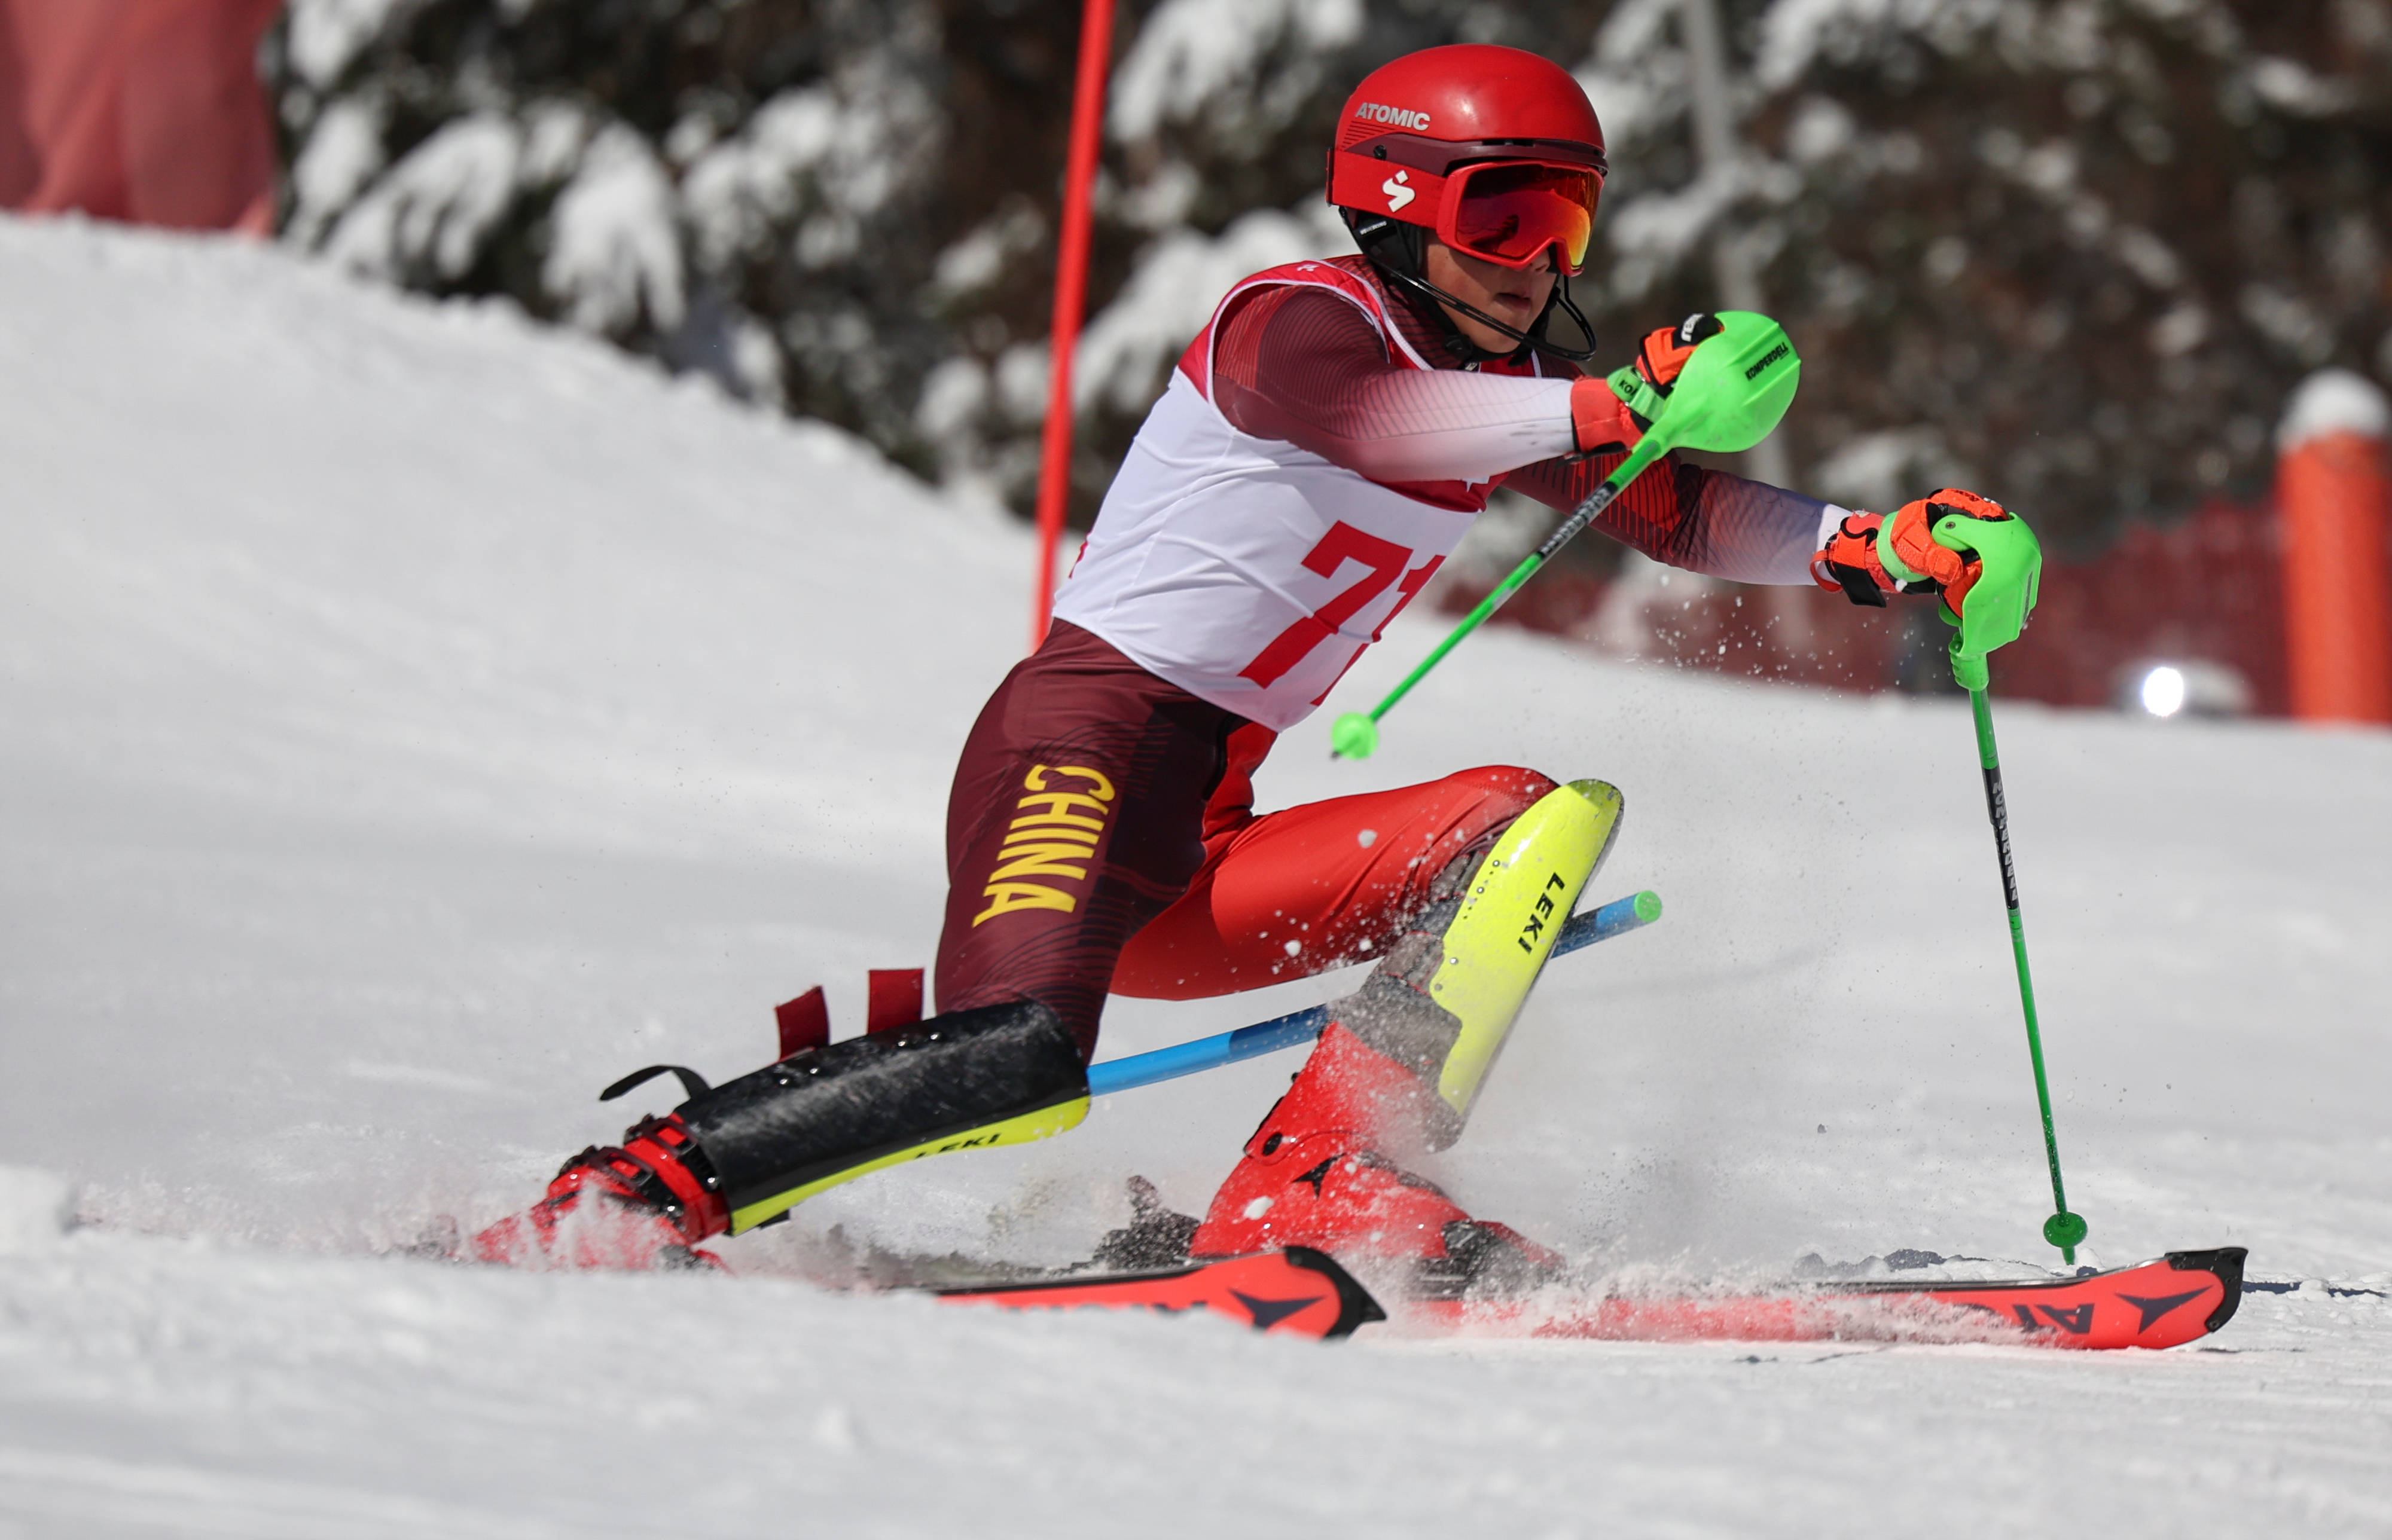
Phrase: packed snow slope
[{"left": 2, "top": 216, "right": 2387, "bottom": 1537}]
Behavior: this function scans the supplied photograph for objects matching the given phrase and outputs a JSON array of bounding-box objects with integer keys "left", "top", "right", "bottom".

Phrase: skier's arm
[
  {"left": 1211, "top": 286, "right": 1844, "bottom": 583},
  {"left": 1210, "top": 285, "right": 1619, "bottom": 484},
  {"left": 1503, "top": 451, "right": 1845, "bottom": 587},
  {"left": 1501, "top": 314, "right": 1848, "bottom": 585}
]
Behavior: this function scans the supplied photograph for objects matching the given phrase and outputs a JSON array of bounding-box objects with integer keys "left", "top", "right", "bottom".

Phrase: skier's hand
[
  {"left": 1813, "top": 511, "right": 1894, "bottom": 606},
  {"left": 1568, "top": 374, "right": 1643, "bottom": 454},
  {"left": 1604, "top": 313, "right": 1725, "bottom": 430},
  {"left": 1813, "top": 489, "right": 2024, "bottom": 615}
]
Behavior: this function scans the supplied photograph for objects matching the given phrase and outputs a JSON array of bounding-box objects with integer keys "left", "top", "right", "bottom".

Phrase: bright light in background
[
  {"left": 2115, "top": 659, "right": 2254, "bottom": 718},
  {"left": 2140, "top": 665, "right": 2188, "bottom": 717}
]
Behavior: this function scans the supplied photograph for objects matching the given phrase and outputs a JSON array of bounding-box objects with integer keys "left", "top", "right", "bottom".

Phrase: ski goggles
[
  {"left": 1332, "top": 154, "right": 1603, "bottom": 274},
  {"left": 1444, "top": 161, "right": 1601, "bottom": 274}
]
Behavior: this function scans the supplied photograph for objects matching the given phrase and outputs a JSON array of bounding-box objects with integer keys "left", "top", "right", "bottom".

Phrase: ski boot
[
  {"left": 471, "top": 1110, "right": 731, "bottom": 1270},
  {"left": 471, "top": 999, "right": 1090, "bottom": 1270},
  {"left": 1190, "top": 779, "right": 1622, "bottom": 1295}
]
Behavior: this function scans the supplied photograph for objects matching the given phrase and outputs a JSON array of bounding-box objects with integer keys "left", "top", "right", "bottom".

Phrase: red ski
[
  {"left": 1406, "top": 1248, "right": 2247, "bottom": 1350},
  {"left": 938, "top": 1246, "right": 2241, "bottom": 1350},
  {"left": 934, "top": 1245, "right": 1386, "bottom": 1340}
]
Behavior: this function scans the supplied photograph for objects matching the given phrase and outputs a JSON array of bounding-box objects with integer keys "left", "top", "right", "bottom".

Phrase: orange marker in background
[{"left": 2277, "top": 371, "right": 2392, "bottom": 726}]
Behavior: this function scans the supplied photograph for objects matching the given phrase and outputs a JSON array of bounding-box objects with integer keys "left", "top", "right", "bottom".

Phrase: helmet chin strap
[{"left": 1343, "top": 209, "right": 1597, "bottom": 366}]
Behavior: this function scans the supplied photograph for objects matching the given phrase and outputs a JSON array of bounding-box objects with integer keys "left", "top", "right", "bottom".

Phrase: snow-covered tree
[
  {"left": 1584, "top": 0, "right": 2392, "bottom": 537},
  {"left": 270, "top": 0, "right": 2392, "bottom": 545}
]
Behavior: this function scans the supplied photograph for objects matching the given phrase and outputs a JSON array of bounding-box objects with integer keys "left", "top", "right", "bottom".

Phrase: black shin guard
[{"left": 676, "top": 999, "right": 1090, "bottom": 1233}]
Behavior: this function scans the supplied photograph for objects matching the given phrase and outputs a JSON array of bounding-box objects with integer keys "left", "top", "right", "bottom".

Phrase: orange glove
[
  {"left": 1602, "top": 313, "right": 1726, "bottom": 433},
  {"left": 1568, "top": 374, "right": 1640, "bottom": 454},
  {"left": 1633, "top": 313, "right": 1725, "bottom": 394},
  {"left": 1814, "top": 511, "right": 1894, "bottom": 606},
  {"left": 1813, "top": 488, "right": 2017, "bottom": 614}
]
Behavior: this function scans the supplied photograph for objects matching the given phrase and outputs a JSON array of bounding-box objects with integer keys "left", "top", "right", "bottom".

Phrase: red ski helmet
[{"left": 1328, "top": 44, "right": 1607, "bottom": 276}]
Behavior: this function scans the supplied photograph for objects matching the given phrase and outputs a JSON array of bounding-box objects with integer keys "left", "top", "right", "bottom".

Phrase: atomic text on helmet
[{"left": 1352, "top": 102, "right": 1432, "bottom": 130}]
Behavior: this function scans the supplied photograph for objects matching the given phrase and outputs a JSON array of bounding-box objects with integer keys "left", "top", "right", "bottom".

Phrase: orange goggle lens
[{"left": 1445, "top": 163, "right": 1598, "bottom": 274}]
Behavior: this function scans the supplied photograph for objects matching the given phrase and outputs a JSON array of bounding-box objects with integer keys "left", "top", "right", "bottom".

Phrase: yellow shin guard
[{"left": 1420, "top": 778, "right": 1623, "bottom": 1125}]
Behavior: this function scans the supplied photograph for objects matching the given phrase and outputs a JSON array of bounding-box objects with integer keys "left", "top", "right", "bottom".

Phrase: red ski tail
[
  {"left": 1827, "top": 1246, "right": 2244, "bottom": 1350},
  {"left": 935, "top": 1247, "right": 1386, "bottom": 1340},
  {"left": 1411, "top": 1248, "right": 2246, "bottom": 1350}
]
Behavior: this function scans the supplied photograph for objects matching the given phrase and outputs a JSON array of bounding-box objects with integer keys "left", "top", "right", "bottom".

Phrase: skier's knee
[{"left": 1438, "top": 765, "right": 1561, "bottom": 825}]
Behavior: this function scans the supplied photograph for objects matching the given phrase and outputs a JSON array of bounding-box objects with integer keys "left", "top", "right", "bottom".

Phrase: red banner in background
[
  {"left": 0, "top": 0, "right": 281, "bottom": 233},
  {"left": 1999, "top": 499, "right": 2287, "bottom": 716}
]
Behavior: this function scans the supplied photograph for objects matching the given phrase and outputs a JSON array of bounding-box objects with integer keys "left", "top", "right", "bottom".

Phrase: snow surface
[{"left": 2, "top": 215, "right": 2388, "bottom": 1536}]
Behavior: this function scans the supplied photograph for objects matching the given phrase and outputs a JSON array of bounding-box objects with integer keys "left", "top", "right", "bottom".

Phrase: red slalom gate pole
[{"left": 1029, "top": 0, "right": 1118, "bottom": 650}]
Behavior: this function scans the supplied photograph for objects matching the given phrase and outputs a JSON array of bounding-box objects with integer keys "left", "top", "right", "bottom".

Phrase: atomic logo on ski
[{"left": 2011, "top": 1302, "right": 2094, "bottom": 1335}]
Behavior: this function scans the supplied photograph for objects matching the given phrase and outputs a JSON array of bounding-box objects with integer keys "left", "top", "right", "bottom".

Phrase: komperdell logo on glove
[{"left": 1603, "top": 365, "right": 1668, "bottom": 428}]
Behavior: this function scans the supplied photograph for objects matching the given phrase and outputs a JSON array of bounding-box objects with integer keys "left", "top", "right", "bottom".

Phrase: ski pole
[
  {"left": 1927, "top": 501, "right": 2077, "bottom": 1263},
  {"left": 1086, "top": 890, "right": 1661, "bottom": 1097},
  {"left": 1959, "top": 656, "right": 2086, "bottom": 1264},
  {"left": 1331, "top": 311, "right": 1801, "bottom": 761}
]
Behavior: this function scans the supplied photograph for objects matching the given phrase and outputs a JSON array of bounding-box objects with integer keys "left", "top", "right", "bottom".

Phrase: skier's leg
[
  {"left": 1111, "top": 763, "right": 1563, "bottom": 998},
  {"left": 475, "top": 623, "right": 1243, "bottom": 1268},
  {"left": 1173, "top": 777, "right": 1625, "bottom": 1279},
  {"left": 931, "top": 631, "right": 1243, "bottom": 1058}
]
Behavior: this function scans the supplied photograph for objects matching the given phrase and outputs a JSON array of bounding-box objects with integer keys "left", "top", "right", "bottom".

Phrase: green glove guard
[
  {"left": 1935, "top": 508, "right": 2043, "bottom": 688},
  {"left": 1604, "top": 313, "right": 1796, "bottom": 449},
  {"left": 1649, "top": 311, "right": 1801, "bottom": 455}
]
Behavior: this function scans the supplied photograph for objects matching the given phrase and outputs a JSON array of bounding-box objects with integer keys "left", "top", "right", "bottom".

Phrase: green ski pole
[
  {"left": 1331, "top": 310, "right": 1802, "bottom": 760},
  {"left": 1957, "top": 655, "right": 2086, "bottom": 1263},
  {"left": 1932, "top": 507, "right": 2083, "bottom": 1263}
]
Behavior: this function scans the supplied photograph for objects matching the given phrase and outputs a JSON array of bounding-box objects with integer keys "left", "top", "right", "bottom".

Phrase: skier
[{"left": 474, "top": 43, "right": 2032, "bottom": 1282}]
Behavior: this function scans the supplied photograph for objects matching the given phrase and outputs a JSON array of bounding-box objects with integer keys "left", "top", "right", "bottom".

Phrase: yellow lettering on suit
[{"left": 973, "top": 764, "right": 1118, "bottom": 926}]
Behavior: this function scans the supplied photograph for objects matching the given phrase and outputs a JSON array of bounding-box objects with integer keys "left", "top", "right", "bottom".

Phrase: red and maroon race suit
[{"left": 935, "top": 255, "right": 1845, "bottom": 1264}]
